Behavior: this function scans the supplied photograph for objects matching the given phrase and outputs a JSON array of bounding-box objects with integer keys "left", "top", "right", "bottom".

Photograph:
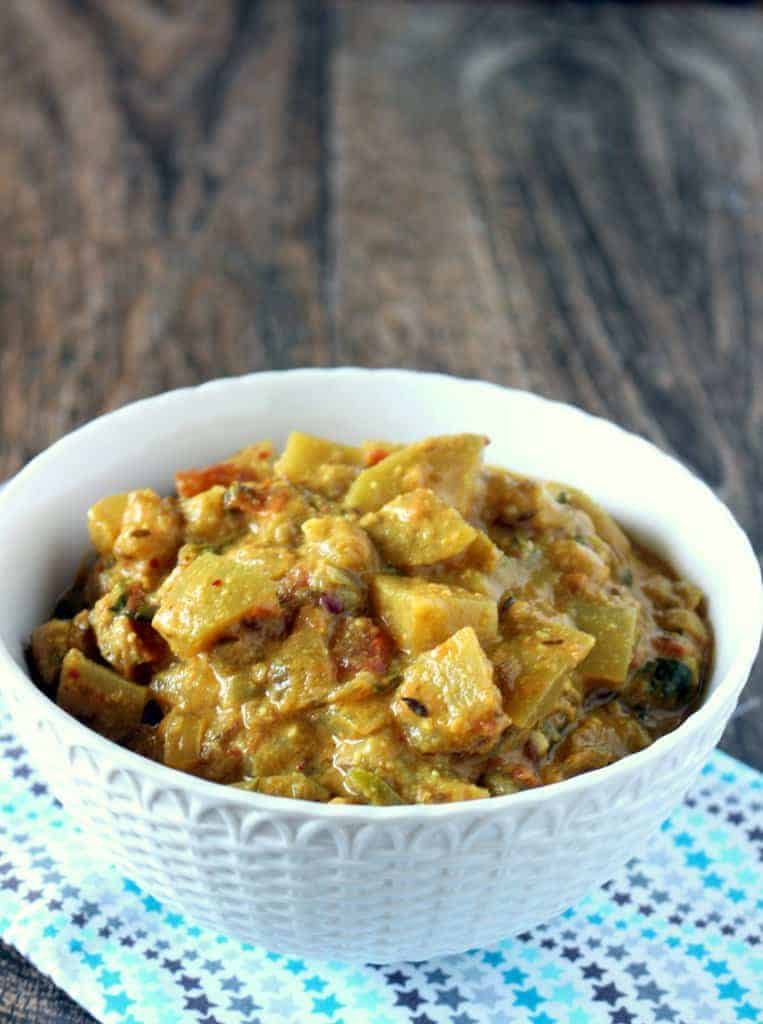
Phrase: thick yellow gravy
[{"left": 30, "top": 433, "right": 711, "bottom": 805}]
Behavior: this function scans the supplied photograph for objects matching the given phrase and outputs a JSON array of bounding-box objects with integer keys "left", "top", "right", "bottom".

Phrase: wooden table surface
[{"left": 1, "top": 1, "right": 761, "bottom": 1020}]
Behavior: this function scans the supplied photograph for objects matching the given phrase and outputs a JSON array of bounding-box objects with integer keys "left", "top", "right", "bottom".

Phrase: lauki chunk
[
  {"left": 392, "top": 626, "right": 509, "bottom": 754},
  {"left": 371, "top": 574, "right": 498, "bottom": 654},
  {"left": 153, "top": 551, "right": 281, "bottom": 658},
  {"left": 30, "top": 619, "right": 74, "bottom": 688},
  {"left": 174, "top": 442, "right": 274, "bottom": 499},
  {"left": 224, "top": 479, "right": 313, "bottom": 547},
  {"left": 58, "top": 649, "right": 150, "bottom": 741},
  {"left": 159, "top": 708, "right": 211, "bottom": 771},
  {"left": 332, "top": 727, "right": 413, "bottom": 796},
  {"left": 180, "top": 485, "right": 229, "bottom": 544},
  {"left": 275, "top": 431, "right": 362, "bottom": 498},
  {"left": 413, "top": 772, "right": 489, "bottom": 803},
  {"left": 552, "top": 485, "right": 632, "bottom": 561},
  {"left": 264, "top": 605, "right": 336, "bottom": 715},
  {"left": 300, "top": 516, "right": 380, "bottom": 614},
  {"left": 322, "top": 693, "right": 393, "bottom": 740},
  {"left": 492, "top": 622, "right": 594, "bottom": 728},
  {"left": 113, "top": 488, "right": 183, "bottom": 581},
  {"left": 343, "top": 766, "right": 403, "bottom": 805},
  {"left": 360, "top": 488, "right": 477, "bottom": 567},
  {"left": 150, "top": 655, "right": 221, "bottom": 716},
  {"left": 234, "top": 773, "right": 331, "bottom": 802},
  {"left": 244, "top": 718, "right": 319, "bottom": 776},
  {"left": 29, "top": 615, "right": 92, "bottom": 689},
  {"left": 301, "top": 516, "right": 380, "bottom": 575},
  {"left": 87, "top": 493, "right": 129, "bottom": 555},
  {"left": 566, "top": 597, "right": 639, "bottom": 685},
  {"left": 224, "top": 541, "right": 297, "bottom": 579},
  {"left": 546, "top": 703, "right": 650, "bottom": 781},
  {"left": 459, "top": 530, "right": 503, "bottom": 573},
  {"left": 343, "top": 434, "right": 487, "bottom": 515},
  {"left": 480, "top": 470, "right": 546, "bottom": 527},
  {"left": 89, "top": 585, "right": 166, "bottom": 680},
  {"left": 329, "top": 616, "right": 392, "bottom": 681}
]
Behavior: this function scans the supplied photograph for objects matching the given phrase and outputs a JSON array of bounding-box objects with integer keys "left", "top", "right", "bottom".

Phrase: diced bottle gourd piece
[
  {"left": 553, "top": 485, "right": 631, "bottom": 560},
  {"left": 174, "top": 442, "right": 274, "bottom": 499},
  {"left": 493, "top": 623, "right": 594, "bottom": 728},
  {"left": 482, "top": 771, "right": 523, "bottom": 796},
  {"left": 30, "top": 619, "right": 77, "bottom": 688},
  {"left": 265, "top": 606, "right": 336, "bottom": 714},
  {"left": 224, "top": 541, "right": 296, "bottom": 579},
  {"left": 221, "top": 481, "right": 313, "bottom": 548},
  {"left": 393, "top": 626, "right": 508, "bottom": 754},
  {"left": 244, "top": 719, "right": 320, "bottom": 779},
  {"left": 274, "top": 432, "right": 362, "bottom": 496},
  {"left": 181, "top": 485, "right": 229, "bottom": 543},
  {"left": 344, "top": 767, "right": 403, "bottom": 805},
  {"left": 566, "top": 598, "right": 639, "bottom": 685},
  {"left": 89, "top": 587, "right": 162, "bottom": 680},
  {"left": 276, "top": 431, "right": 362, "bottom": 479},
  {"left": 414, "top": 771, "right": 489, "bottom": 803},
  {"left": 462, "top": 530, "right": 503, "bottom": 573},
  {"left": 331, "top": 729, "right": 413, "bottom": 806},
  {"left": 302, "top": 516, "right": 380, "bottom": 574},
  {"left": 113, "top": 489, "right": 183, "bottom": 576},
  {"left": 361, "top": 488, "right": 477, "bottom": 567},
  {"left": 327, "top": 669, "right": 380, "bottom": 704},
  {"left": 322, "top": 693, "right": 392, "bottom": 739},
  {"left": 151, "top": 655, "right": 222, "bottom": 715},
  {"left": 553, "top": 704, "right": 650, "bottom": 780},
  {"left": 371, "top": 575, "right": 498, "bottom": 654},
  {"left": 234, "top": 773, "right": 331, "bottom": 802},
  {"left": 87, "top": 493, "right": 129, "bottom": 555},
  {"left": 656, "top": 607, "right": 707, "bottom": 644},
  {"left": 153, "top": 552, "right": 280, "bottom": 658},
  {"left": 160, "top": 708, "right": 210, "bottom": 771},
  {"left": 58, "top": 649, "right": 150, "bottom": 741},
  {"left": 344, "top": 434, "right": 486, "bottom": 515},
  {"left": 214, "top": 670, "right": 262, "bottom": 709}
]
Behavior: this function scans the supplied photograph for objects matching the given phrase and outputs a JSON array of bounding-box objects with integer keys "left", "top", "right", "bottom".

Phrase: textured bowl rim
[{"left": 0, "top": 367, "right": 760, "bottom": 821}]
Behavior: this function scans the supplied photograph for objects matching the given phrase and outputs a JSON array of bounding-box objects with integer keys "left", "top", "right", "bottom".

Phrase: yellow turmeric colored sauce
[{"left": 29, "top": 434, "right": 711, "bottom": 804}]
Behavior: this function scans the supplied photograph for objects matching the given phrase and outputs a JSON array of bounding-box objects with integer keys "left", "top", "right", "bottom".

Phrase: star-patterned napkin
[{"left": 0, "top": 690, "right": 760, "bottom": 1024}]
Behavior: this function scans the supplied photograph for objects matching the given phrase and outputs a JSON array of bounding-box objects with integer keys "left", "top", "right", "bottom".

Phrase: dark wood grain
[
  {"left": 0, "top": 3, "right": 761, "bottom": 1021},
  {"left": 0, "top": 942, "right": 96, "bottom": 1024}
]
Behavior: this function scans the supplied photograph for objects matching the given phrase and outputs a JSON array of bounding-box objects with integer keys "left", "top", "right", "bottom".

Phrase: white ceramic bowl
[{"left": 0, "top": 369, "right": 760, "bottom": 963}]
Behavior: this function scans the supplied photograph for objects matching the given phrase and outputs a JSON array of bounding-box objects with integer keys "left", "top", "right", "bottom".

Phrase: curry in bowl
[{"left": 29, "top": 433, "right": 710, "bottom": 805}]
